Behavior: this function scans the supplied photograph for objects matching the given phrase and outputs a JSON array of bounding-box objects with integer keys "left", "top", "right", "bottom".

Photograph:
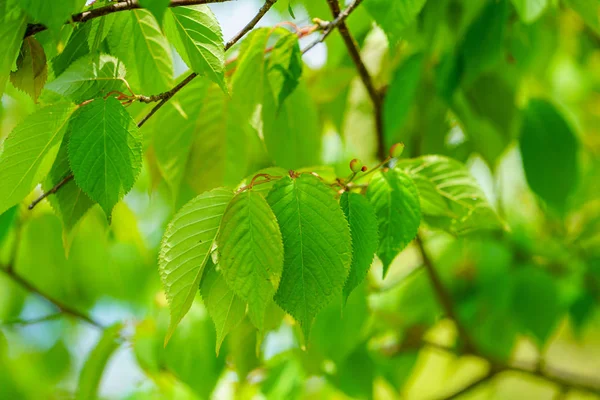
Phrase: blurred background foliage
[{"left": 1, "top": 0, "right": 600, "bottom": 399}]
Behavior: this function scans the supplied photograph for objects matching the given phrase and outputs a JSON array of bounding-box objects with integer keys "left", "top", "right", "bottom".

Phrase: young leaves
[
  {"left": 46, "top": 54, "right": 127, "bottom": 103},
  {"left": 519, "top": 99, "right": 579, "bottom": 214},
  {"left": 131, "top": 9, "right": 174, "bottom": 94},
  {"left": 340, "top": 192, "right": 379, "bottom": 303},
  {"left": 159, "top": 188, "right": 233, "bottom": 344},
  {"left": 200, "top": 260, "right": 246, "bottom": 354},
  {"left": 367, "top": 169, "right": 421, "bottom": 277},
  {"left": 217, "top": 190, "right": 284, "bottom": 330},
  {"left": 0, "top": 0, "right": 27, "bottom": 98},
  {"left": 0, "top": 103, "right": 76, "bottom": 215},
  {"left": 266, "top": 175, "right": 352, "bottom": 339},
  {"left": 398, "top": 156, "right": 501, "bottom": 235},
  {"left": 68, "top": 97, "right": 142, "bottom": 219},
  {"left": 364, "top": 0, "right": 427, "bottom": 44},
  {"left": 266, "top": 30, "right": 302, "bottom": 110},
  {"left": 164, "top": 5, "right": 225, "bottom": 90},
  {"left": 10, "top": 37, "right": 47, "bottom": 102}
]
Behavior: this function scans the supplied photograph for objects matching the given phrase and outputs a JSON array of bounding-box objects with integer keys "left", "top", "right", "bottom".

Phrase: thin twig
[
  {"left": 24, "top": 0, "right": 233, "bottom": 38},
  {"left": 324, "top": 0, "right": 385, "bottom": 161},
  {"left": 28, "top": 174, "right": 74, "bottom": 210},
  {"left": 137, "top": 0, "right": 279, "bottom": 129},
  {"left": 0, "top": 266, "right": 104, "bottom": 329},
  {"left": 416, "top": 234, "right": 477, "bottom": 353},
  {"left": 0, "top": 313, "right": 63, "bottom": 327}
]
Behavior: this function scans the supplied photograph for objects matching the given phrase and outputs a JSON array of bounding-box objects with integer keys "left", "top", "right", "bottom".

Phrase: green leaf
[
  {"left": 10, "top": 37, "right": 47, "bottom": 102},
  {"left": 266, "top": 174, "right": 352, "bottom": 339},
  {"left": 68, "top": 97, "right": 142, "bottom": 219},
  {"left": 217, "top": 190, "right": 284, "bottom": 330},
  {"left": 0, "top": 206, "right": 17, "bottom": 245},
  {"left": 52, "top": 24, "right": 91, "bottom": 76},
  {"left": 511, "top": 0, "right": 548, "bottom": 23},
  {"left": 159, "top": 187, "right": 234, "bottom": 344},
  {"left": 200, "top": 259, "right": 246, "bottom": 354},
  {"left": 460, "top": 0, "right": 509, "bottom": 83},
  {"left": 88, "top": 14, "right": 118, "bottom": 53},
  {"left": 76, "top": 323, "right": 122, "bottom": 400},
  {"left": 364, "top": 0, "right": 427, "bottom": 44},
  {"left": 565, "top": 0, "right": 600, "bottom": 35},
  {"left": 366, "top": 169, "right": 421, "bottom": 277},
  {"left": 519, "top": 99, "right": 579, "bottom": 213},
  {"left": 46, "top": 54, "right": 127, "bottom": 103},
  {"left": 0, "top": 0, "right": 27, "bottom": 98},
  {"left": 512, "top": 266, "right": 561, "bottom": 345},
  {"left": 18, "top": 0, "right": 85, "bottom": 32},
  {"left": 262, "top": 82, "right": 322, "bottom": 169},
  {"left": 383, "top": 53, "right": 423, "bottom": 148},
  {"left": 131, "top": 9, "right": 174, "bottom": 94},
  {"left": 139, "top": 0, "right": 170, "bottom": 25},
  {"left": 397, "top": 156, "right": 502, "bottom": 235},
  {"left": 164, "top": 5, "right": 225, "bottom": 90},
  {"left": 0, "top": 103, "right": 76, "bottom": 215},
  {"left": 266, "top": 30, "right": 302, "bottom": 109},
  {"left": 43, "top": 136, "right": 94, "bottom": 235},
  {"left": 340, "top": 192, "right": 379, "bottom": 303}
]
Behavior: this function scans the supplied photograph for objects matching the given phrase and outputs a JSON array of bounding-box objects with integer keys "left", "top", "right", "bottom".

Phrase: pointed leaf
[
  {"left": 46, "top": 54, "right": 127, "bottom": 103},
  {"left": 0, "top": 1, "right": 27, "bottom": 98},
  {"left": 340, "top": 192, "right": 379, "bottom": 303},
  {"left": 10, "top": 37, "right": 48, "bottom": 102},
  {"left": 217, "top": 190, "right": 284, "bottom": 330},
  {"left": 0, "top": 103, "right": 76, "bottom": 215},
  {"left": 76, "top": 323, "right": 122, "bottom": 400},
  {"left": 164, "top": 5, "right": 225, "bottom": 90},
  {"left": 266, "top": 30, "right": 302, "bottom": 109},
  {"left": 266, "top": 175, "right": 352, "bottom": 339},
  {"left": 397, "top": 156, "right": 501, "bottom": 235},
  {"left": 366, "top": 169, "right": 421, "bottom": 276},
  {"left": 52, "top": 24, "right": 91, "bottom": 76},
  {"left": 159, "top": 187, "right": 234, "bottom": 344},
  {"left": 131, "top": 9, "right": 174, "bottom": 94},
  {"left": 200, "top": 260, "right": 246, "bottom": 354},
  {"left": 68, "top": 97, "right": 142, "bottom": 219}
]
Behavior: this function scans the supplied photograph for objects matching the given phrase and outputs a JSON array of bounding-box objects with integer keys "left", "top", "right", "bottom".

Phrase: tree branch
[
  {"left": 0, "top": 266, "right": 104, "bottom": 329},
  {"left": 28, "top": 174, "right": 73, "bottom": 210},
  {"left": 324, "top": 0, "right": 385, "bottom": 161},
  {"left": 24, "top": 0, "right": 234, "bottom": 38},
  {"left": 416, "top": 234, "right": 477, "bottom": 353},
  {"left": 0, "top": 313, "right": 63, "bottom": 327},
  {"left": 137, "top": 0, "right": 279, "bottom": 129}
]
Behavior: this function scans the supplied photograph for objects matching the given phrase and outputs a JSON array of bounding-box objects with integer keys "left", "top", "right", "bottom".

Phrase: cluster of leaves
[{"left": 0, "top": 0, "right": 599, "bottom": 398}]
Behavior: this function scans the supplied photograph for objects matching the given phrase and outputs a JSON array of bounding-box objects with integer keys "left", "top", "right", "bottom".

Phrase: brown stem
[
  {"left": 28, "top": 174, "right": 74, "bottom": 210},
  {"left": 0, "top": 266, "right": 104, "bottom": 329},
  {"left": 24, "top": 0, "right": 233, "bottom": 38},
  {"left": 324, "top": 0, "right": 385, "bottom": 161},
  {"left": 416, "top": 234, "right": 477, "bottom": 353}
]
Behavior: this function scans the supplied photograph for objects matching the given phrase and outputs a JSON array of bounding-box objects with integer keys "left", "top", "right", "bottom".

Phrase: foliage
[{"left": 0, "top": 0, "right": 599, "bottom": 399}]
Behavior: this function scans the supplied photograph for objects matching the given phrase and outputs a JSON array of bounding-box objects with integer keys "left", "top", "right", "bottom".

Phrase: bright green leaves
[
  {"left": 10, "top": 37, "right": 47, "bottom": 102},
  {"left": 383, "top": 54, "right": 423, "bottom": 147},
  {"left": 565, "top": 0, "right": 600, "bottom": 35},
  {"left": 159, "top": 188, "right": 233, "bottom": 344},
  {"left": 46, "top": 54, "right": 127, "bottom": 103},
  {"left": 131, "top": 9, "right": 174, "bottom": 94},
  {"left": 217, "top": 190, "right": 284, "bottom": 330},
  {"left": 367, "top": 169, "right": 421, "bottom": 277},
  {"left": 364, "top": 0, "right": 427, "bottom": 44},
  {"left": 266, "top": 30, "right": 303, "bottom": 110},
  {"left": 76, "top": 324, "right": 122, "bottom": 400},
  {"left": 266, "top": 175, "right": 352, "bottom": 339},
  {"left": 199, "top": 260, "right": 246, "bottom": 354},
  {"left": 511, "top": 0, "right": 548, "bottom": 23},
  {"left": 68, "top": 97, "right": 142, "bottom": 219},
  {"left": 0, "top": 0, "right": 27, "bottom": 98},
  {"left": 340, "top": 193, "right": 378, "bottom": 302},
  {"left": 398, "top": 156, "right": 501, "bottom": 235},
  {"left": 18, "top": 0, "right": 85, "bottom": 33},
  {"left": 139, "top": 0, "right": 170, "bottom": 25},
  {"left": 519, "top": 99, "right": 579, "bottom": 214},
  {"left": 164, "top": 5, "right": 225, "bottom": 90},
  {"left": 0, "top": 103, "right": 76, "bottom": 215}
]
